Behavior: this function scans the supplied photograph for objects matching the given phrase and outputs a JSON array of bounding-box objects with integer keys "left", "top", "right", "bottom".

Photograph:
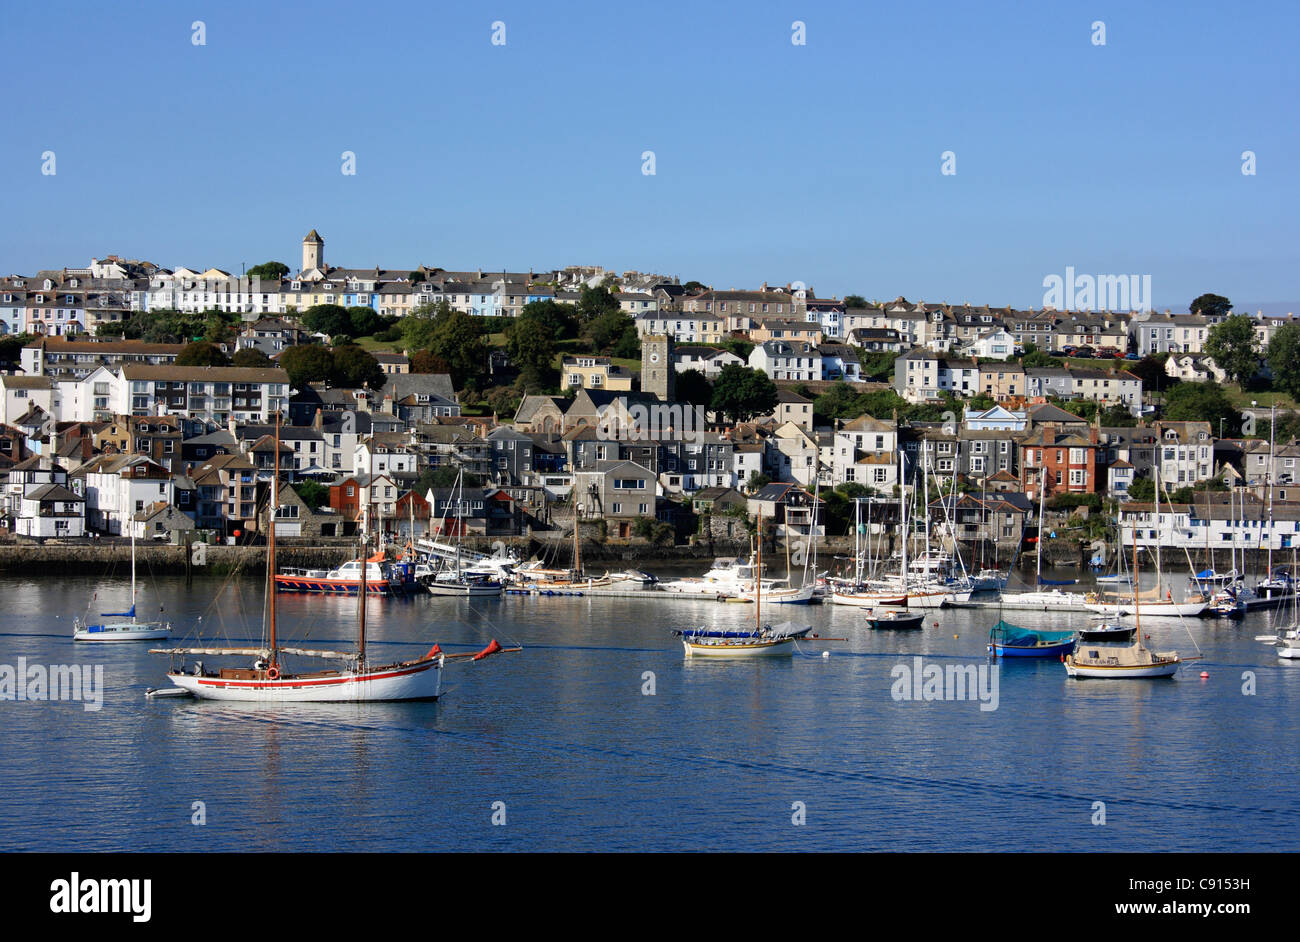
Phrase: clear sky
[{"left": 4, "top": 0, "right": 1297, "bottom": 312}]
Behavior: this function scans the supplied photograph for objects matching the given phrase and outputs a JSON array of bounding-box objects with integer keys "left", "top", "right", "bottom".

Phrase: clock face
[{"left": 649, "top": 352, "right": 660, "bottom": 363}]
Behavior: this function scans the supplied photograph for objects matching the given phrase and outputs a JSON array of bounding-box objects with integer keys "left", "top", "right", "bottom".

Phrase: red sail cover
[
  {"left": 425, "top": 643, "right": 443, "bottom": 659},
  {"left": 473, "top": 639, "right": 503, "bottom": 661}
]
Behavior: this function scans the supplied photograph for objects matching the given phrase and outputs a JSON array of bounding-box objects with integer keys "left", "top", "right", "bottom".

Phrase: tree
[
  {"left": 814, "top": 382, "right": 866, "bottom": 423},
  {"left": 292, "top": 480, "right": 329, "bottom": 511},
  {"left": 858, "top": 350, "right": 899, "bottom": 381},
  {"left": 302, "top": 304, "right": 352, "bottom": 338},
  {"left": 347, "top": 306, "right": 383, "bottom": 338},
  {"left": 582, "top": 309, "right": 636, "bottom": 355},
  {"left": 515, "top": 299, "right": 578, "bottom": 339},
  {"left": 576, "top": 285, "right": 619, "bottom": 324},
  {"left": 505, "top": 314, "right": 558, "bottom": 388},
  {"left": 719, "top": 337, "right": 754, "bottom": 360},
  {"left": 844, "top": 295, "right": 867, "bottom": 308},
  {"left": 1267, "top": 323, "right": 1300, "bottom": 398},
  {"left": 176, "top": 341, "right": 231, "bottom": 367},
  {"left": 246, "top": 261, "right": 289, "bottom": 281},
  {"left": 1203, "top": 314, "right": 1261, "bottom": 384},
  {"left": 1191, "top": 293, "right": 1233, "bottom": 319},
  {"left": 278, "top": 344, "right": 335, "bottom": 388},
  {"left": 426, "top": 307, "right": 485, "bottom": 389},
  {"left": 1161, "top": 380, "right": 1241, "bottom": 433},
  {"left": 330, "top": 343, "right": 386, "bottom": 390},
  {"left": 409, "top": 349, "right": 452, "bottom": 374},
  {"left": 1128, "top": 353, "right": 1172, "bottom": 391},
  {"left": 675, "top": 368, "right": 713, "bottom": 407},
  {"left": 709, "top": 364, "right": 779, "bottom": 422},
  {"left": 1099, "top": 404, "right": 1138, "bottom": 427},
  {"left": 682, "top": 281, "right": 707, "bottom": 294},
  {"left": 0, "top": 333, "right": 33, "bottom": 365},
  {"left": 414, "top": 466, "right": 482, "bottom": 493},
  {"left": 1021, "top": 343, "right": 1063, "bottom": 369},
  {"left": 1126, "top": 478, "right": 1156, "bottom": 502},
  {"left": 231, "top": 347, "right": 273, "bottom": 368}
]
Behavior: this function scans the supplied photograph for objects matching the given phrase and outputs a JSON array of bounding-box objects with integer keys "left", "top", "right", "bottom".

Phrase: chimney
[{"left": 313, "top": 408, "right": 323, "bottom": 431}]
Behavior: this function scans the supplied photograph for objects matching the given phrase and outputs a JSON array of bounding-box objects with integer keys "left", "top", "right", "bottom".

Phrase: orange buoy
[{"left": 1200, "top": 671, "right": 1210, "bottom": 679}]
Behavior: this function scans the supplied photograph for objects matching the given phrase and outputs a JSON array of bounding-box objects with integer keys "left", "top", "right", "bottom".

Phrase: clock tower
[{"left": 641, "top": 334, "right": 674, "bottom": 401}]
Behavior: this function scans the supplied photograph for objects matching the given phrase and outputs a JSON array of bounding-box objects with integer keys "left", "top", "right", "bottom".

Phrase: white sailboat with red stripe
[{"left": 151, "top": 419, "right": 508, "bottom": 702}]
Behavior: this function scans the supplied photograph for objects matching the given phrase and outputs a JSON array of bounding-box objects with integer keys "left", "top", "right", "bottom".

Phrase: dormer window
[{"left": 43, "top": 279, "right": 52, "bottom": 290}]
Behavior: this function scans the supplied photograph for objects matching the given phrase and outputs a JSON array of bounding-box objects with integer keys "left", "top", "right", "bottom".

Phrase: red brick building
[{"left": 1019, "top": 424, "right": 1100, "bottom": 499}]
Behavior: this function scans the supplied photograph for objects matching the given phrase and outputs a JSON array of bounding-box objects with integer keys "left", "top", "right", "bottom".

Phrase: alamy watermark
[
  {"left": 890, "top": 656, "right": 999, "bottom": 712},
  {"left": 1042, "top": 266, "right": 1151, "bottom": 312},
  {"left": 0, "top": 658, "right": 103, "bottom": 711},
  {"left": 595, "top": 397, "right": 708, "bottom": 442}
]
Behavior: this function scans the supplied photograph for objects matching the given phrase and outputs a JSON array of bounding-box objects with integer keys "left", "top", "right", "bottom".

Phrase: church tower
[
  {"left": 641, "top": 334, "right": 674, "bottom": 401},
  {"left": 302, "top": 229, "right": 324, "bottom": 273}
]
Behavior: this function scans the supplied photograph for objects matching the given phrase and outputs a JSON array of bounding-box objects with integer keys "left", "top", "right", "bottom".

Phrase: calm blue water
[{"left": 2, "top": 572, "right": 1298, "bottom": 851}]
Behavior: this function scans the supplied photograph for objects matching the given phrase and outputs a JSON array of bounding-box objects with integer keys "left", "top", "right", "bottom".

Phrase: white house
[
  {"left": 72, "top": 454, "right": 174, "bottom": 534},
  {"left": 16, "top": 483, "right": 84, "bottom": 537},
  {"left": 963, "top": 328, "right": 1018, "bottom": 360},
  {"left": 749, "top": 341, "right": 822, "bottom": 382}
]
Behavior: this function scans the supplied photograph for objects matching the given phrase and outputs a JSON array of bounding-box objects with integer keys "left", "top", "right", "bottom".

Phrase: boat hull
[
  {"left": 274, "top": 575, "right": 396, "bottom": 596},
  {"left": 423, "top": 581, "right": 503, "bottom": 597},
  {"left": 166, "top": 658, "right": 442, "bottom": 702},
  {"left": 74, "top": 622, "right": 171, "bottom": 642},
  {"left": 1086, "top": 601, "right": 1207, "bottom": 617},
  {"left": 1063, "top": 658, "right": 1179, "bottom": 678},
  {"left": 682, "top": 638, "right": 794, "bottom": 657},
  {"left": 988, "top": 640, "right": 1075, "bottom": 658},
  {"left": 831, "top": 591, "right": 907, "bottom": 607}
]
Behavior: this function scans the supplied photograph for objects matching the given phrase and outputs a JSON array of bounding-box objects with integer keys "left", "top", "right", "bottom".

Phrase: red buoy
[{"left": 1200, "top": 671, "right": 1209, "bottom": 679}]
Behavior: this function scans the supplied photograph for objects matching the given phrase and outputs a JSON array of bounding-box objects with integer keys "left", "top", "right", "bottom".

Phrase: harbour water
[{"left": 3, "top": 571, "right": 1299, "bottom": 852}]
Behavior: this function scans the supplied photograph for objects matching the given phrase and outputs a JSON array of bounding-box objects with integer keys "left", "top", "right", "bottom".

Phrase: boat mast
[
  {"left": 1268, "top": 401, "right": 1276, "bottom": 580},
  {"left": 269, "top": 414, "right": 279, "bottom": 669},
  {"left": 756, "top": 508, "right": 762, "bottom": 630},
  {"left": 1036, "top": 464, "right": 1046, "bottom": 586},
  {"left": 130, "top": 521, "right": 137, "bottom": 613},
  {"left": 358, "top": 438, "right": 371, "bottom": 666},
  {"left": 1131, "top": 509, "right": 1142, "bottom": 635},
  {"left": 1155, "top": 442, "right": 1162, "bottom": 599},
  {"left": 899, "top": 453, "right": 908, "bottom": 586}
]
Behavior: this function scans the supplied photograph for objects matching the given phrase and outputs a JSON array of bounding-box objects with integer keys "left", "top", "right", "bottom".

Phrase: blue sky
[{"left": 4, "top": 0, "right": 1297, "bottom": 312}]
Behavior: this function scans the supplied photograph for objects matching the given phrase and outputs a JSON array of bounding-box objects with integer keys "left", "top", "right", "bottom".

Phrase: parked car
[
  {"left": 1125, "top": 352, "right": 1140, "bottom": 360},
  {"left": 1074, "top": 346, "right": 1095, "bottom": 358},
  {"left": 1097, "top": 346, "right": 1123, "bottom": 358},
  {"left": 1061, "top": 345, "right": 1078, "bottom": 356}
]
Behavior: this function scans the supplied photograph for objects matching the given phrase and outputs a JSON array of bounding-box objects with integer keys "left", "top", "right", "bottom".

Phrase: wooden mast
[
  {"left": 269, "top": 414, "right": 279, "bottom": 669},
  {"left": 756, "top": 509, "right": 762, "bottom": 631}
]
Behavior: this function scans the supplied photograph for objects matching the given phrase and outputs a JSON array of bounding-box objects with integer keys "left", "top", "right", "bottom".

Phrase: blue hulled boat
[{"left": 987, "top": 620, "right": 1076, "bottom": 658}]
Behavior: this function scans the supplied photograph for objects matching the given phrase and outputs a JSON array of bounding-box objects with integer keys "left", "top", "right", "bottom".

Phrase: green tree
[
  {"left": 426, "top": 307, "right": 486, "bottom": 388},
  {"left": 709, "top": 364, "right": 779, "bottom": 422},
  {"left": 246, "top": 261, "right": 289, "bottom": 281},
  {"left": 176, "top": 341, "right": 231, "bottom": 367},
  {"left": 302, "top": 304, "right": 352, "bottom": 338},
  {"left": 231, "top": 347, "right": 273, "bottom": 368},
  {"left": 1161, "top": 380, "right": 1241, "bottom": 432},
  {"left": 814, "top": 382, "right": 866, "bottom": 422},
  {"left": 1191, "top": 293, "right": 1233, "bottom": 319},
  {"left": 0, "top": 333, "right": 34, "bottom": 365},
  {"left": 414, "top": 466, "right": 482, "bottom": 493},
  {"left": 1203, "top": 314, "right": 1261, "bottom": 384},
  {"left": 844, "top": 295, "right": 867, "bottom": 308},
  {"left": 347, "top": 306, "right": 383, "bottom": 338},
  {"left": 582, "top": 309, "right": 636, "bottom": 355},
  {"left": 515, "top": 299, "right": 578, "bottom": 339},
  {"left": 1021, "top": 343, "right": 1064, "bottom": 369},
  {"left": 858, "top": 350, "right": 899, "bottom": 381},
  {"left": 576, "top": 285, "right": 620, "bottom": 324},
  {"left": 1126, "top": 478, "right": 1156, "bottom": 502},
  {"left": 718, "top": 337, "right": 754, "bottom": 360},
  {"left": 505, "top": 314, "right": 558, "bottom": 388},
  {"left": 1128, "top": 353, "right": 1172, "bottom": 391},
  {"left": 675, "top": 369, "right": 713, "bottom": 407},
  {"left": 292, "top": 480, "right": 329, "bottom": 511},
  {"left": 278, "top": 344, "right": 335, "bottom": 388},
  {"left": 1099, "top": 404, "right": 1138, "bottom": 427},
  {"left": 682, "top": 281, "right": 707, "bottom": 294},
  {"left": 1267, "top": 323, "right": 1300, "bottom": 398},
  {"left": 330, "top": 343, "right": 386, "bottom": 390}
]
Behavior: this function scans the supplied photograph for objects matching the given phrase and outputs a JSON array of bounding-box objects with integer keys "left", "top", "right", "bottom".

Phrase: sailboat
[
  {"left": 422, "top": 470, "right": 504, "bottom": 597},
  {"left": 676, "top": 510, "right": 813, "bottom": 656},
  {"left": 1085, "top": 447, "right": 1207, "bottom": 618},
  {"left": 150, "top": 418, "right": 455, "bottom": 702},
  {"left": 995, "top": 467, "right": 1090, "bottom": 612},
  {"left": 1065, "top": 518, "right": 1181, "bottom": 678},
  {"left": 73, "top": 526, "right": 171, "bottom": 642},
  {"left": 987, "top": 621, "right": 1075, "bottom": 658}
]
